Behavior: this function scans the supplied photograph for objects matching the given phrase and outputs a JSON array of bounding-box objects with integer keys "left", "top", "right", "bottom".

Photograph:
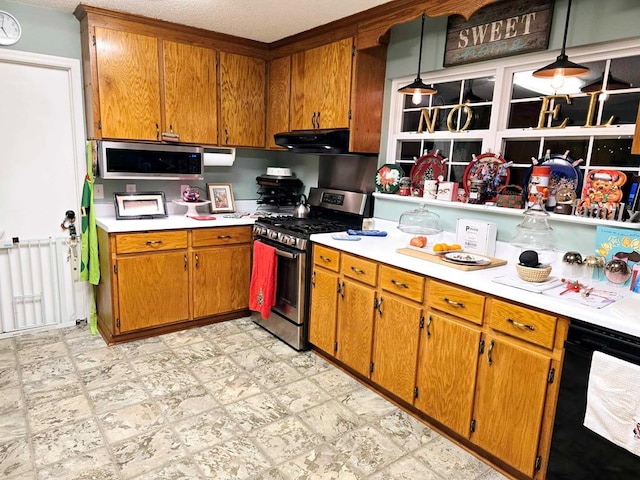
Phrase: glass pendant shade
[
  {"left": 398, "top": 13, "right": 437, "bottom": 102},
  {"left": 532, "top": 0, "right": 589, "bottom": 80}
]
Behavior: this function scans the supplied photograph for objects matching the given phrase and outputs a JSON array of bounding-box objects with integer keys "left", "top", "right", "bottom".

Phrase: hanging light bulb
[
  {"left": 532, "top": 0, "right": 589, "bottom": 82},
  {"left": 398, "top": 13, "right": 437, "bottom": 101},
  {"left": 551, "top": 71, "right": 565, "bottom": 90},
  {"left": 412, "top": 89, "right": 422, "bottom": 105}
]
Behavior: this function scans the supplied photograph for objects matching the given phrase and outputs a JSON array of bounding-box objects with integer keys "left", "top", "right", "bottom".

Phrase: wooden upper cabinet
[
  {"left": 219, "top": 52, "right": 266, "bottom": 148},
  {"left": 94, "top": 27, "right": 161, "bottom": 141},
  {"left": 163, "top": 41, "right": 218, "bottom": 145},
  {"left": 266, "top": 56, "right": 291, "bottom": 149},
  {"left": 291, "top": 38, "right": 353, "bottom": 131}
]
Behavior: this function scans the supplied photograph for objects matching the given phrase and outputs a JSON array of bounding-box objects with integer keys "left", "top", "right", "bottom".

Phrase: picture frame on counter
[
  {"left": 113, "top": 192, "right": 168, "bottom": 220},
  {"left": 207, "top": 183, "right": 235, "bottom": 213}
]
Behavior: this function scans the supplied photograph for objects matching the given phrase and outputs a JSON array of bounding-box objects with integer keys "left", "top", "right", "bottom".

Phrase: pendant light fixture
[
  {"left": 398, "top": 13, "right": 436, "bottom": 104},
  {"left": 532, "top": 0, "right": 589, "bottom": 88}
]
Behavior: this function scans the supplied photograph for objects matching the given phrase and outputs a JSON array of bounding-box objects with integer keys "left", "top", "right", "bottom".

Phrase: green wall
[{"left": 378, "top": 0, "right": 640, "bottom": 254}]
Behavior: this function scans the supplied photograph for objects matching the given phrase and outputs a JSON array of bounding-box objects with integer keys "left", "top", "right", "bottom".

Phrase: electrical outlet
[
  {"left": 126, "top": 184, "right": 136, "bottom": 193},
  {"left": 181, "top": 185, "right": 189, "bottom": 197},
  {"left": 94, "top": 184, "right": 104, "bottom": 199}
]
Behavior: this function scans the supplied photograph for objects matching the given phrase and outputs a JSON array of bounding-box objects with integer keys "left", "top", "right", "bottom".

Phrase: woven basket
[{"left": 516, "top": 264, "right": 552, "bottom": 282}]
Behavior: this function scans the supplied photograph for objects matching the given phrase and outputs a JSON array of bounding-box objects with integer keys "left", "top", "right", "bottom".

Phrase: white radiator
[{"left": 0, "top": 237, "right": 82, "bottom": 333}]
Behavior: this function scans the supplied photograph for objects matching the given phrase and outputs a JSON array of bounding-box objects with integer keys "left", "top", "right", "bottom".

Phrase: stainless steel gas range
[{"left": 251, "top": 187, "right": 372, "bottom": 350}]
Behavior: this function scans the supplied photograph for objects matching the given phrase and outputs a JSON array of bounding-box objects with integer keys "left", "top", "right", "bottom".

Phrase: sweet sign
[{"left": 444, "top": 0, "right": 553, "bottom": 67}]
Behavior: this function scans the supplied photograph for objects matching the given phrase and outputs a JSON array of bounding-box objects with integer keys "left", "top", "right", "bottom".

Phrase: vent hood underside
[{"left": 274, "top": 129, "right": 349, "bottom": 154}]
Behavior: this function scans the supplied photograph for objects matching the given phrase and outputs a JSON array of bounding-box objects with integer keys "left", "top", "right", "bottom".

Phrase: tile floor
[{"left": 0, "top": 317, "right": 508, "bottom": 479}]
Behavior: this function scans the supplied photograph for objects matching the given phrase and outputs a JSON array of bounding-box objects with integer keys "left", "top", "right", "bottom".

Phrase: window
[{"left": 387, "top": 40, "right": 640, "bottom": 215}]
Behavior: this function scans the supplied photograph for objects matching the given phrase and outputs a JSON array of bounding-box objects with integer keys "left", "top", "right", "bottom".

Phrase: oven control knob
[
  {"left": 285, "top": 236, "right": 295, "bottom": 246},
  {"left": 268, "top": 230, "right": 279, "bottom": 240}
]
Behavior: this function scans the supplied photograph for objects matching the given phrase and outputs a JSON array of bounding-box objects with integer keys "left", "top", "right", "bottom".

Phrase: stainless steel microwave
[{"left": 97, "top": 141, "right": 204, "bottom": 180}]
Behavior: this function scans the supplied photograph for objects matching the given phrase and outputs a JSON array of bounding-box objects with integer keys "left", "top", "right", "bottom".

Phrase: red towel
[{"left": 249, "top": 241, "right": 278, "bottom": 319}]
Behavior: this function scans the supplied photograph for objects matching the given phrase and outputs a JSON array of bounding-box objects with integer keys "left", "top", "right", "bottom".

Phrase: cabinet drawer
[
  {"left": 313, "top": 245, "right": 340, "bottom": 272},
  {"left": 379, "top": 265, "right": 424, "bottom": 303},
  {"left": 192, "top": 226, "right": 252, "bottom": 247},
  {"left": 342, "top": 254, "right": 377, "bottom": 286},
  {"left": 115, "top": 230, "right": 187, "bottom": 254},
  {"left": 487, "top": 299, "right": 558, "bottom": 349},
  {"left": 428, "top": 280, "right": 485, "bottom": 325}
]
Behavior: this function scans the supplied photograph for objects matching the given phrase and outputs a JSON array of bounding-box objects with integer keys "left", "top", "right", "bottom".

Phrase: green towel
[{"left": 80, "top": 141, "right": 100, "bottom": 334}]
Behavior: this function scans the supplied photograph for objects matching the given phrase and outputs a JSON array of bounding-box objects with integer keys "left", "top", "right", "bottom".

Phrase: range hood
[{"left": 274, "top": 129, "right": 349, "bottom": 154}]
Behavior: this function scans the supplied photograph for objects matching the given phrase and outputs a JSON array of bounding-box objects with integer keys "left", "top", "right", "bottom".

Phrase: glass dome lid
[
  {"left": 397, "top": 204, "right": 442, "bottom": 235},
  {"left": 510, "top": 204, "right": 556, "bottom": 261}
]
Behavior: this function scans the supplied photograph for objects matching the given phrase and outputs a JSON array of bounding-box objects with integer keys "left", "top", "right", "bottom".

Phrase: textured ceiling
[{"left": 15, "top": 0, "right": 398, "bottom": 42}]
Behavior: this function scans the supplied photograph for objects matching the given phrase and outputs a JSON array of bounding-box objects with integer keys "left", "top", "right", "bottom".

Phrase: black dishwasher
[{"left": 547, "top": 319, "right": 640, "bottom": 479}]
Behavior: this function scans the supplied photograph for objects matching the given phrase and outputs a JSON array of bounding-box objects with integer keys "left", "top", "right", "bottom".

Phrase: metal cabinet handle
[
  {"left": 350, "top": 266, "right": 365, "bottom": 275},
  {"left": 312, "top": 112, "right": 317, "bottom": 128},
  {"left": 339, "top": 281, "right": 345, "bottom": 298},
  {"left": 225, "top": 128, "right": 229, "bottom": 144},
  {"left": 487, "top": 339, "right": 494, "bottom": 366},
  {"left": 217, "top": 235, "right": 232, "bottom": 239},
  {"left": 507, "top": 318, "right": 535, "bottom": 331},
  {"left": 156, "top": 123, "right": 159, "bottom": 140},
  {"left": 311, "top": 271, "right": 316, "bottom": 287},
  {"left": 145, "top": 240, "right": 163, "bottom": 246},
  {"left": 195, "top": 253, "right": 199, "bottom": 268},
  {"left": 376, "top": 297, "right": 384, "bottom": 316},
  {"left": 184, "top": 254, "right": 188, "bottom": 271},
  {"left": 317, "top": 111, "right": 321, "bottom": 128},
  {"left": 319, "top": 255, "right": 332, "bottom": 263},
  {"left": 426, "top": 315, "right": 433, "bottom": 338},
  {"left": 391, "top": 279, "right": 409, "bottom": 289},
  {"left": 442, "top": 297, "right": 465, "bottom": 308}
]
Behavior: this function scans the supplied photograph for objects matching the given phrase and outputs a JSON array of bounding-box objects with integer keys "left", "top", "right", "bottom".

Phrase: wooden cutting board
[{"left": 396, "top": 248, "right": 508, "bottom": 271}]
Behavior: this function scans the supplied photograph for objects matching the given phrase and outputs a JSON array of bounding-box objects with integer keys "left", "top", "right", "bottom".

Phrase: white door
[{"left": 0, "top": 50, "right": 88, "bottom": 333}]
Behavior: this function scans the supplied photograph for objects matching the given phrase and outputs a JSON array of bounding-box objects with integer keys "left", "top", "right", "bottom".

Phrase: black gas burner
[{"left": 258, "top": 216, "right": 352, "bottom": 234}]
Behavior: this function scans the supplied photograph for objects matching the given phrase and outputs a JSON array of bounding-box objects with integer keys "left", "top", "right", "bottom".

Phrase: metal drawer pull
[
  {"left": 319, "top": 255, "right": 332, "bottom": 263},
  {"left": 488, "top": 339, "right": 494, "bottom": 366},
  {"left": 217, "top": 235, "right": 232, "bottom": 239},
  {"left": 443, "top": 297, "right": 465, "bottom": 308},
  {"left": 350, "top": 266, "right": 365, "bottom": 274},
  {"left": 391, "top": 279, "right": 409, "bottom": 289},
  {"left": 195, "top": 254, "right": 199, "bottom": 268},
  {"left": 507, "top": 318, "right": 535, "bottom": 331},
  {"left": 145, "top": 240, "right": 163, "bottom": 245}
]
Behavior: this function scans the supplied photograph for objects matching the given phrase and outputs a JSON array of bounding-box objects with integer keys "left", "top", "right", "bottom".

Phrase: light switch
[{"left": 94, "top": 184, "right": 104, "bottom": 199}]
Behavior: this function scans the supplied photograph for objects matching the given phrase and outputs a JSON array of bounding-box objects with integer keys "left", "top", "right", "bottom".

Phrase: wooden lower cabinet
[
  {"left": 414, "top": 312, "right": 481, "bottom": 437},
  {"left": 371, "top": 294, "right": 422, "bottom": 403},
  {"left": 97, "top": 226, "right": 251, "bottom": 344},
  {"left": 336, "top": 278, "right": 376, "bottom": 377},
  {"left": 308, "top": 266, "right": 339, "bottom": 355},
  {"left": 116, "top": 251, "right": 189, "bottom": 332},
  {"left": 192, "top": 244, "right": 251, "bottom": 318},
  {"left": 471, "top": 335, "right": 553, "bottom": 477},
  {"left": 308, "top": 245, "right": 568, "bottom": 479}
]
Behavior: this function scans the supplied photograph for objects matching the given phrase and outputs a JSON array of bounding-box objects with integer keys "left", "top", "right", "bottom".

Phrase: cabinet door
[
  {"left": 163, "top": 41, "right": 217, "bottom": 144},
  {"left": 308, "top": 267, "right": 339, "bottom": 355},
  {"left": 266, "top": 56, "right": 291, "bottom": 149},
  {"left": 193, "top": 244, "right": 251, "bottom": 318},
  {"left": 219, "top": 52, "right": 266, "bottom": 147},
  {"left": 472, "top": 335, "right": 552, "bottom": 477},
  {"left": 317, "top": 37, "right": 352, "bottom": 129},
  {"left": 336, "top": 278, "right": 375, "bottom": 377},
  {"left": 371, "top": 295, "right": 422, "bottom": 403},
  {"left": 116, "top": 252, "right": 189, "bottom": 332},
  {"left": 414, "top": 313, "right": 481, "bottom": 437},
  {"left": 94, "top": 27, "right": 161, "bottom": 140}
]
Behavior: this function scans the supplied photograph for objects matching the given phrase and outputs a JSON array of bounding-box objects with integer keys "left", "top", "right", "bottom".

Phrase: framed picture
[
  {"left": 207, "top": 183, "right": 235, "bottom": 213},
  {"left": 114, "top": 192, "right": 168, "bottom": 220}
]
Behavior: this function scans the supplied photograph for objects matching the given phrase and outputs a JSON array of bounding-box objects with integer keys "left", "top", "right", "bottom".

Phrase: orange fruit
[{"left": 450, "top": 244, "right": 462, "bottom": 251}]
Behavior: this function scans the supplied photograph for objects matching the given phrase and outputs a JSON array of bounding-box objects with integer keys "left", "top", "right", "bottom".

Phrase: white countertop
[
  {"left": 310, "top": 219, "right": 640, "bottom": 339},
  {"left": 96, "top": 214, "right": 255, "bottom": 233}
]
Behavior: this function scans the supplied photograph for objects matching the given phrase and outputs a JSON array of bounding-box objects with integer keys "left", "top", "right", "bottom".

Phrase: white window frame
[{"left": 384, "top": 38, "right": 640, "bottom": 229}]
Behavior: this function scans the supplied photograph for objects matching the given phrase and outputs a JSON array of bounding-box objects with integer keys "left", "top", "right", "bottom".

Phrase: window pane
[
  {"left": 601, "top": 91, "right": 640, "bottom": 124},
  {"left": 450, "top": 140, "right": 482, "bottom": 183},
  {"left": 503, "top": 140, "right": 541, "bottom": 165},
  {"left": 508, "top": 100, "right": 543, "bottom": 128},
  {"left": 399, "top": 141, "right": 422, "bottom": 161},
  {"left": 592, "top": 138, "right": 638, "bottom": 167},
  {"left": 541, "top": 139, "right": 588, "bottom": 164},
  {"left": 401, "top": 111, "right": 421, "bottom": 132},
  {"left": 468, "top": 105, "right": 492, "bottom": 130}
]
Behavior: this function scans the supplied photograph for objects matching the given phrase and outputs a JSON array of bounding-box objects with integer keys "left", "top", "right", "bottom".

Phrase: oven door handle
[{"left": 275, "top": 249, "right": 298, "bottom": 260}]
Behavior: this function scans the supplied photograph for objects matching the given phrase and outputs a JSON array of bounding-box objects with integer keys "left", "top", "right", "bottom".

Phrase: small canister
[
  {"left": 528, "top": 166, "right": 551, "bottom": 207},
  {"left": 468, "top": 179, "right": 487, "bottom": 204},
  {"left": 398, "top": 177, "right": 411, "bottom": 196}
]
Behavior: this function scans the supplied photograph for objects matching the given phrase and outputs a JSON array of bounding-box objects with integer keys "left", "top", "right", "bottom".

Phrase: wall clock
[{"left": 0, "top": 10, "right": 22, "bottom": 46}]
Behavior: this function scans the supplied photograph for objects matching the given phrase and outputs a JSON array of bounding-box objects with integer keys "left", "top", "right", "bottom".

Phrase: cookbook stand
[{"left": 173, "top": 199, "right": 211, "bottom": 217}]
